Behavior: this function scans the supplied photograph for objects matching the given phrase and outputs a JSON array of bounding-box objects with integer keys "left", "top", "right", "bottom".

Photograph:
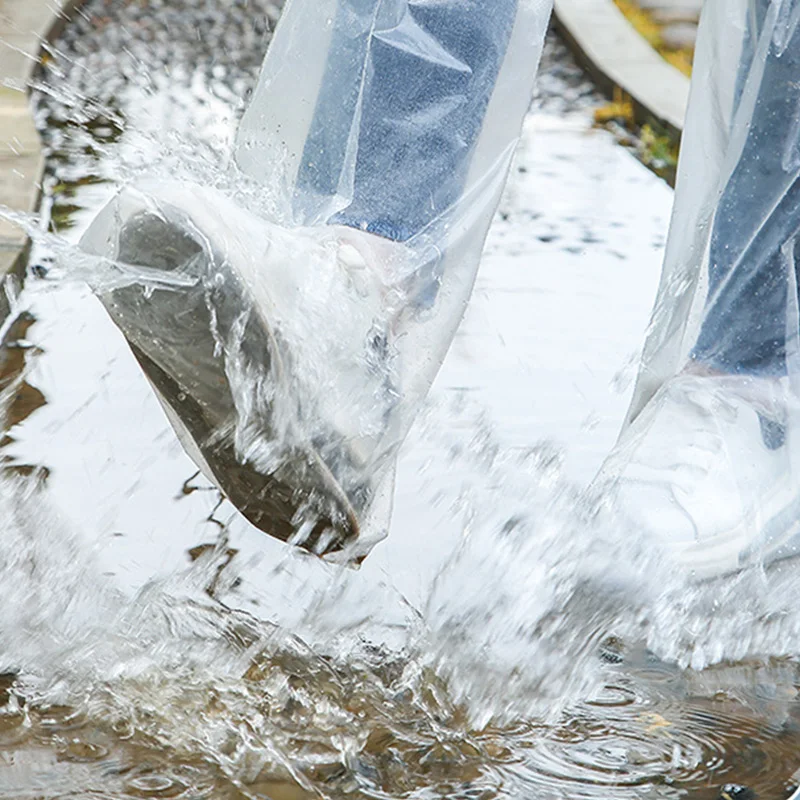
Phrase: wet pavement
[{"left": 1, "top": 1, "right": 799, "bottom": 798}]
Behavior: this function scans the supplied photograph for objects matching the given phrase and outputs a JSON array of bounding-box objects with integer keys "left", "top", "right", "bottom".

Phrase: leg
[
  {"left": 599, "top": 0, "right": 800, "bottom": 579},
  {"left": 692, "top": 0, "right": 800, "bottom": 376},
  {"left": 81, "top": 0, "right": 544, "bottom": 563},
  {"left": 296, "top": 0, "right": 519, "bottom": 242}
]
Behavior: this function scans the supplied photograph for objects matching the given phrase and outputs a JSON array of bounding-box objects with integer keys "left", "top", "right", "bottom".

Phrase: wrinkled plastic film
[
  {"left": 236, "top": 0, "right": 551, "bottom": 238},
  {"left": 80, "top": 0, "right": 552, "bottom": 559},
  {"left": 628, "top": 0, "right": 800, "bottom": 423}
]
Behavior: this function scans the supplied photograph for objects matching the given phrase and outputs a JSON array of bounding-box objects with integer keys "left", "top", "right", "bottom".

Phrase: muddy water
[
  {"left": 4, "top": 620, "right": 800, "bottom": 799},
  {"left": 0, "top": 0, "right": 799, "bottom": 797}
]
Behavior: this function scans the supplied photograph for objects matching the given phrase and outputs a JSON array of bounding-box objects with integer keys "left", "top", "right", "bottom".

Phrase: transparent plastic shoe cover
[
  {"left": 615, "top": 0, "right": 800, "bottom": 574},
  {"left": 78, "top": 0, "right": 552, "bottom": 561}
]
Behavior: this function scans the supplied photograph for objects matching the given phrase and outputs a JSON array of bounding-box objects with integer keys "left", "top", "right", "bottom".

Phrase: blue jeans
[
  {"left": 693, "top": 0, "right": 800, "bottom": 376},
  {"left": 295, "top": 0, "right": 519, "bottom": 243}
]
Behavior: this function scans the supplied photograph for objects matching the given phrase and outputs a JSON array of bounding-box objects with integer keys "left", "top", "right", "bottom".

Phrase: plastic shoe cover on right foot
[
  {"left": 79, "top": 181, "right": 411, "bottom": 561},
  {"left": 596, "top": 374, "right": 800, "bottom": 580},
  {"left": 76, "top": 0, "right": 554, "bottom": 561}
]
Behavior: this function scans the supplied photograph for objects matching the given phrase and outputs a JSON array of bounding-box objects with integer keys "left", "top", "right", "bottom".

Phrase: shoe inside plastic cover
[
  {"left": 78, "top": 0, "right": 553, "bottom": 562},
  {"left": 627, "top": 0, "right": 800, "bottom": 424},
  {"left": 607, "top": 0, "right": 800, "bottom": 576}
]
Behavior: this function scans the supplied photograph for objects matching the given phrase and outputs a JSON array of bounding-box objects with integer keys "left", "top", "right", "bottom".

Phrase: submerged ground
[{"left": 1, "top": 1, "right": 800, "bottom": 798}]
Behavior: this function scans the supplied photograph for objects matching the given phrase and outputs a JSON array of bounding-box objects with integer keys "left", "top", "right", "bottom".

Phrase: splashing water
[{"left": 2, "top": 1, "right": 800, "bottom": 798}]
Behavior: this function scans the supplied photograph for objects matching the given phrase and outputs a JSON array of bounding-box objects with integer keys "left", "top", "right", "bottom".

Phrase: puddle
[{"left": 0, "top": 0, "right": 798, "bottom": 798}]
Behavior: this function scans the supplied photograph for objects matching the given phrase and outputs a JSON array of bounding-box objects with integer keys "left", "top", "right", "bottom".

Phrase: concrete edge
[
  {"left": 0, "top": 0, "right": 87, "bottom": 278},
  {"left": 553, "top": 0, "right": 690, "bottom": 139}
]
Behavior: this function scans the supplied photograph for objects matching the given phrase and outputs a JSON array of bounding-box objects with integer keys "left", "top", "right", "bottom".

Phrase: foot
[
  {"left": 596, "top": 372, "right": 800, "bottom": 580},
  {"left": 79, "top": 180, "right": 409, "bottom": 561}
]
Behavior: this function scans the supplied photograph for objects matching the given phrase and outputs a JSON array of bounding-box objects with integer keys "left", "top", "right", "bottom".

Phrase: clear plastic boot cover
[
  {"left": 617, "top": 0, "right": 800, "bottom": 576},
  {"left": 78, "top": 0, "right": 553, "bottom": 560}
]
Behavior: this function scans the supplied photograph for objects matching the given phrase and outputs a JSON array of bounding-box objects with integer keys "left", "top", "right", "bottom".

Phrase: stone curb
[
  {"left": 0, "top": 0, "right": 86, "bottom": 278},
  {"left": 553, "top": 0, "right": 690, "bottom": 138}
]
